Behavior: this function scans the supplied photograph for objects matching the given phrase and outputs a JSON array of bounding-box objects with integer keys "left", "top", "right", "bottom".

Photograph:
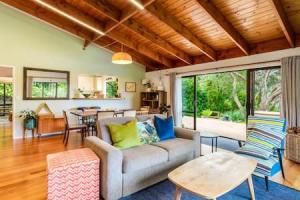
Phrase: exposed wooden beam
[
  {"left": 28, "top": 0, "right": 173, "bottom": 68},
  {"left": 79, "top": 0, "right": 121, "bottom": 21},
  {"left": 146, "top": 2, "right": 216, "bottom": 61},
  {"left": 88, "top": 0, "right": 156, "bottom": 45},
  {"left": 267, "top": 0, "right": 295, "bottom": 47},
  {"left": 124, "top": 19, "right": 192, "bottom": 64},
  {"left": 33, "top": 0, "right": 105, "bottom": 33},
  {"left": 196, "top": 0, "right": 250, "bottom": 55},
  {"left": 0, "top": 0, "right": 158, "bottom": 71},
  {"left": 191, "top": 36, "right": 299, "bottom": 66},
  {"left": 81, "top": 0, "right": 192, "bottom": 64}
]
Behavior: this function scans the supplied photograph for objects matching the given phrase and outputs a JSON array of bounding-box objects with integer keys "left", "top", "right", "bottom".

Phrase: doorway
[{"left": 0, "top": 66, "right": 13, "bottom": 138}]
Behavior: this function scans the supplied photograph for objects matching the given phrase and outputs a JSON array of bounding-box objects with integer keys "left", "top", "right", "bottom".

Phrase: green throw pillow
[{"left": 108, "top": 120, "right": 141, "bottom": 149}]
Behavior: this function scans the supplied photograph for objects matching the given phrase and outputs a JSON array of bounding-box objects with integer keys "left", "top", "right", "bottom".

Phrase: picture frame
[{"left": 125, "top": 82, "right": 136, "bottom": 92}]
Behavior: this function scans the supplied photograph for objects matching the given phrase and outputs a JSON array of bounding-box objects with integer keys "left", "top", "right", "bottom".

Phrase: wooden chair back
[
  {"left": 96, "top": 111, "right": 115, "bottom": 120},
  {"left": 62, "top": 110, "right": 69, "bottom": 129},
  {"left": 123, "top": 110, "right": 137, "bottom": 117}
]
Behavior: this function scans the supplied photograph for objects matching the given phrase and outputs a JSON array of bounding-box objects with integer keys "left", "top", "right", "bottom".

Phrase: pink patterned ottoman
[{"left": 47, "top": 148, "right": 100, "bottom": 200}]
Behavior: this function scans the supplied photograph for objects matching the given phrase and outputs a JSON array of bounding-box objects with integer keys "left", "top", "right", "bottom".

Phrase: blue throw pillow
[{"left": 154, "top": 116, "right": 175, "bottom": 141}]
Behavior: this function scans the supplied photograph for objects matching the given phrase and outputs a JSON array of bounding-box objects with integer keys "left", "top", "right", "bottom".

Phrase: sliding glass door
[
  {"left": 181, "top": 76, "right": 197, "bottom": 130},
  {"left": 248, "top": 67, "right": 281, "bottom": 117}
]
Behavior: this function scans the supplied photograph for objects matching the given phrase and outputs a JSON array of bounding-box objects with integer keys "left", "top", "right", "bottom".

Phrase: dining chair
[
  {"left": 123, "top": 110, "right": 137, "bottom": 117},
  {"left": 89, "top": 111, "right": 115, "bottom": 136},
  {"left": 63, "top": 110, "right": 87, "bottom": 146},
  {"left": 235, "top": 115, "right": 286, "bottom": 191},
  {"left": 97, "top": 110, "right": 115, "bottom": 120}
]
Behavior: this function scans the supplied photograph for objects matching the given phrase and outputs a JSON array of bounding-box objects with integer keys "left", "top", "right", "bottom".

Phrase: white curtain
[
  {"left": 281, "top": 56, "right": 300, "bottom": 129},
  {"left": 170, "top": 73, "right": 182, "bottom": 126}
]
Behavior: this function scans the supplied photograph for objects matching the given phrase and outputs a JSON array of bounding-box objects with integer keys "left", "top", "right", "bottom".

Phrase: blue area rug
[{"left": 121, "top": 176, "right": 300, "bottom": 200}]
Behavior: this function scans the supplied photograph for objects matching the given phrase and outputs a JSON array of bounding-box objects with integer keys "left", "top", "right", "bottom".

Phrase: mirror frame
[{"left": 23, "top": 67, "right": 70, "bottom": 100}]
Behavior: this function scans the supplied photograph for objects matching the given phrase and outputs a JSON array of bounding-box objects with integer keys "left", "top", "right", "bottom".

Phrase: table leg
[
  {"left": 211, "top": 138, "right": 214, "bottom": 153},
  {"left": 175, "top": 186, "right": 182, "bottom": 200},
  {"left": 247, "top": 175, "right": 255, "bottom": 200},
  {"left": 200, "top": 137, "right": 203, "bottom": 156},
  {"left": 215, "top": 138, "right": 218, "bottom": 152}
]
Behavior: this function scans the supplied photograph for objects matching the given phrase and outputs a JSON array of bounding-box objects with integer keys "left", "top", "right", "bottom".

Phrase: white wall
[
  {"left": 0, "top": 4, "right": 145, "bottom": 138},
  {"left": 146, "top": 47, "right": 300, "bottom": 105}
]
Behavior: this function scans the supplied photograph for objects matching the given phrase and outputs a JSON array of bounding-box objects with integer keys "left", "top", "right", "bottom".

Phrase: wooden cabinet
[
  {"left": 140, "top": 91, "right": 166, "bottom": 114},
  {"left": 37, "top": 114, "right": 65, "bottom": 135}
]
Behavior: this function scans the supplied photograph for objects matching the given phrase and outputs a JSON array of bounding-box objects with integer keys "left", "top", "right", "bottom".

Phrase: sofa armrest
[
  {"left": 174, "top": 127, "right": 201, "bottom": 157},
  {"left": 85, "top": 136, "right": 123, "bottom": 200}
]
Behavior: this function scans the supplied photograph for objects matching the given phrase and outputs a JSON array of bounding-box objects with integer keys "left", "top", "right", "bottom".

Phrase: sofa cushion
[
  {"left": 151, "top": 138, "right": 195, "bottom": 160},
  {"left": 154, "top": 116, "right": 175, "bottom": 141},
  {"left": 137, "top": 119, "right": 160, "bottom": 144},
  {"left": 108, "top": 120, "right": 141, "bottom": 149},
  {"left": 97, "top": 117, "right": 135, "bottom": 144},
  {"left": 122, "top": 144, "right": 168, "bottom": 173}
]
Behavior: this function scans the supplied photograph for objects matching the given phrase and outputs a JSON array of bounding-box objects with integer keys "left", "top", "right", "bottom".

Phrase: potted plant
[
  {"left": 142, "top": 79, "right": 152, "bottom": 92},
  {"left": 18, "top": 110, "right": 37, "bottom": 130},
  {"left": 159, "top": 104, "right": 171, "bottom": 117}
]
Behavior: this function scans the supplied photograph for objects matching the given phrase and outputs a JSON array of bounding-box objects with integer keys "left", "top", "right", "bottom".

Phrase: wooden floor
[{"left": 0, "top": 123, "right": 300, "bottom": 200}]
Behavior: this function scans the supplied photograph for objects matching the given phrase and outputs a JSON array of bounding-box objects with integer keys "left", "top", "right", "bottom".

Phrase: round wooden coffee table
[{"left": 168, "top": 152, "right": 257, "bottom": 200}]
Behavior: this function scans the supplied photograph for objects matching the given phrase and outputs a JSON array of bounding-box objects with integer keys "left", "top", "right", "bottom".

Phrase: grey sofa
[{"left": 85, "top": 116, "right": 201, "bottom": 200}]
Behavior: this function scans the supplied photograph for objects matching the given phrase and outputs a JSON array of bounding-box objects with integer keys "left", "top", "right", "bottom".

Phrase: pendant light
[{"left": 112, "top": 44, "right": 133, "bottom": 65}]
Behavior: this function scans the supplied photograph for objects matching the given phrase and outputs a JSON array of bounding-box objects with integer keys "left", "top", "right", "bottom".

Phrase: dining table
[{"left": 70, "top": 109, "right": 149, "bottom": 121}]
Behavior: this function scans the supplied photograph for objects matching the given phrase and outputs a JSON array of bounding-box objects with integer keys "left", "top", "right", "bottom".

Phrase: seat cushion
[
  {"left": 235, "top": 144, "right": 272, "bottom": 160},
  {"left": 121, "top": 144, "right": 168, "bottom": 173},
  {"left": 151, "top": 138, "right": 195, "bottom": 160},
  {"left": 238, "top": 153, "right": 279, "bottom": 177}
]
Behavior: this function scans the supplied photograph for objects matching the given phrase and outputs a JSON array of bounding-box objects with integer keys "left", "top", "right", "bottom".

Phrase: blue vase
[{"left": 25, "top": 118, "right": 36, "bottom": 130}]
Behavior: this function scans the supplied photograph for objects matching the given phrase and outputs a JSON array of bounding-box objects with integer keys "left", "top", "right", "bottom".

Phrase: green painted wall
[{"left": 0, "top": 3, "right": 145, "bottom": 138}]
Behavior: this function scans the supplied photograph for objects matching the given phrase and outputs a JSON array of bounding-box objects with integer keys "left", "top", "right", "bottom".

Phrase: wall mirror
[
  {"left": 23, "top": 67, "right": 70, "bottom": 100},
  {"left": 77, "top": 75, "right": 119, "bottom": 99}
]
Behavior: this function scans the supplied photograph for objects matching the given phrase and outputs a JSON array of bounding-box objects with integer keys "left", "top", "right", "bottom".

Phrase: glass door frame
[
  {"left": 181, "top": 66, "right": 281, "bottom": 130},
  {"left": 0, "top": 82, "right": 13, "bottom": 116},
  {"left": 182, "top": 75, "right": 197, "bottom": 130},
  {"left": 246, "top": 66, "right": 281, "bottom": 118}
]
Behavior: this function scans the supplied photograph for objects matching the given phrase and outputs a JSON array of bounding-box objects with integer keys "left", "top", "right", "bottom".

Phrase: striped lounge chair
[{"left": 235, "top": 116, "right": 286, "bottom": 190}]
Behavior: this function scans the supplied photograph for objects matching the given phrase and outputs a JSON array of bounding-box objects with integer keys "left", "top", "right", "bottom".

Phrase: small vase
[{"left": 25, "top": 118, "right": 36, "bottom": 130}]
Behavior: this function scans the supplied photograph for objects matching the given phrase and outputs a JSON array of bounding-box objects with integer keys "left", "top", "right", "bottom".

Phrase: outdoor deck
[{"left": 182, "top": 116, "right": 247, "bottom": 141}]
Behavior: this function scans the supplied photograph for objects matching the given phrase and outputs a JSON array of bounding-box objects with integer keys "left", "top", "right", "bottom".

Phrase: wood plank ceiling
[{"left": 1, "top": 0, "right": 300, "bottom": 71}]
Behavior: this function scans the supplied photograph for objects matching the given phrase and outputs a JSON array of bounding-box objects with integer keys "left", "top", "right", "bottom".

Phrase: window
[
  {"left": 31, "top": 81, "right": 67, "bottom": 98},
  {"left": 105, "top": 78, "right": 118, "bottom": 98},
  {"left": 0, "top": 83, "right": 13, "bottom": 116}
]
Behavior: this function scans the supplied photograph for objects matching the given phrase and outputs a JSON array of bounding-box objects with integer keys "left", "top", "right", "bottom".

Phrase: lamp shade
[{"left": 112, "top": 52, "right": 133, "bottom": 64}]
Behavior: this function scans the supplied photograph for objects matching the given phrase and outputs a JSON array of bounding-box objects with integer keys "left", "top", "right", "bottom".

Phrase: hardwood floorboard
[{"left": 0, "top": 123, "right": 299, "bottom": 200}]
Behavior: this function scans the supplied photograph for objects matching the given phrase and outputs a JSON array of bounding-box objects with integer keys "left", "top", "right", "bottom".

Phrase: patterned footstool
[{"left": 47, "top": 148, "right": 100, "bottom": 200}]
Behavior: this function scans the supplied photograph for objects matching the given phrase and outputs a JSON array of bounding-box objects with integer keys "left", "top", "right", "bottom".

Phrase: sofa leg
[{"left": 265, "top": 176, "right": 269, "bottom": 191}]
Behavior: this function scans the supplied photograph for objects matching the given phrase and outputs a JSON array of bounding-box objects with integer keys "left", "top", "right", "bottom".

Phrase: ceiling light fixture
[
  {"left": 129, "top": 0, "right": 144, "bottom": 10},
  {"left": 34, "top": 0, "right": 104, "bottom": 35},
  {"left": 112, "top": 44, "right": 133, "bottom": 65}
]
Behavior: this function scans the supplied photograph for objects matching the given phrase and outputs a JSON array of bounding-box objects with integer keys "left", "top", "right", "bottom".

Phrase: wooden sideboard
[{"left": 37, "top": 114, "right": 65, "bottom": 136}]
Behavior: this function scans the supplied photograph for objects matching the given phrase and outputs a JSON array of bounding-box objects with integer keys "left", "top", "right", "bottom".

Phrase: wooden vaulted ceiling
[{"left": 1, "top": 0, "right": 300, "bottom": 71}]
